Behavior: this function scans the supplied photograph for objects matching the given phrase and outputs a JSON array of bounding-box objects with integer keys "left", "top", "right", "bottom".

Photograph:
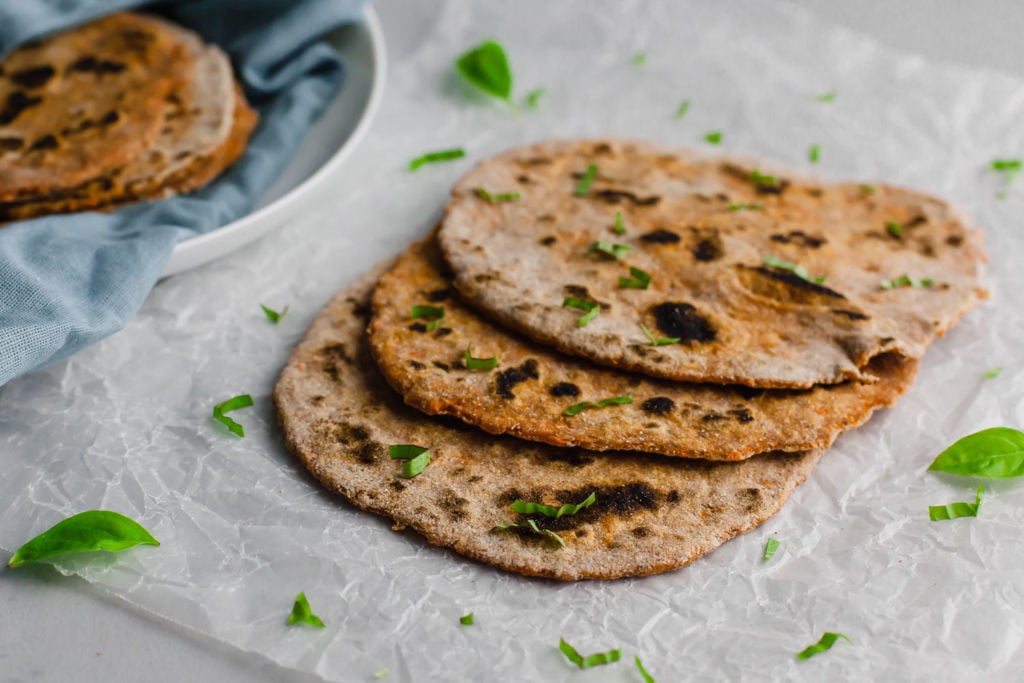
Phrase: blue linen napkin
[{"left": 0, "top": 0, "right": 368, "bottom": 385}]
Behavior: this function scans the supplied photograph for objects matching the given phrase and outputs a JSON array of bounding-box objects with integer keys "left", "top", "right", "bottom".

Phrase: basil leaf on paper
[
  {"left": 929, "top": 485, "right": 984, "bottom": 521},
  {"left": 8, "top": 511, "right": 159, "bottom": 568},
  {"left": 763, "top": 537, "right": 780, "bottom": 561},
  {"left": 260, "top": 304, "right": 288, "bottom": 323},
  {"left": 287, "top": 592, "right": 325, "bottom": 628},
  {"left": 373, "top": 668, "right": 389, "bottom": 679},
  {"left": 675, "top": 99, "right": 690, "bottom": 120},
  {"left": 525, "top": 88, "right": 545, "bottom": 108},
  {"left": 456, "top": 40, "right": 512, "bottom": 100},
  {"left": 558, "top": 638, "right": 622, "bottom": 669},
  {"left": 703, "top": 130, "right": 722, "bottom": 145},
  {"left": 635, "top": 655, "right": 656, "bottom": 682},
  {"left": 511, "top": 492, "right": 596, "bottom": 519},
  {"left": 460, "top": 613, "right": 474, "bottom": 626},
  {"left": 796, "top": 632, "right": 850, "bottom": 661},
  {"left": 928, "top": 427, "right": 1024, "bottom": 478},
  {"left": 213, "top": 394, "right": 254, "bottom": 437},
  {"left": 408, "top": 148, "right": 466, "bottom": 171},
  {"left": 983, "top": 367, "right": 1003, "bottom": 380}
]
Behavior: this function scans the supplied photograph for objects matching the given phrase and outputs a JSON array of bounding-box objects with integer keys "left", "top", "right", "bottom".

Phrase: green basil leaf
[
  {"left": 750, "top": 169, "right": 779, "bottom": 187},
  {"left": 763, "top": 537, "right": 780, "bottom": 561},
  {"left": 675, "top": 99, "right": 690, "bottom": 120},
  {"left": 563, "top": 396, "right": 633, "bottom": 417},
  {"left": 729, "top": 202, "right": 763, "bottom": 212},
  {"left": 991, "top": 158, "right": 1022, "bottom": 183},
  {"left": 464, "top": 345, "right": 499, "bottom": 371},
  {"left": 796, "top": 632, "right": 850, "bottom": 661},
  {"left": 389, "top": 445, "right": 431, "bottom": 478},
  {"left": 703, "top": 130, "right": 722, "bottom": 145},
  {"left": 389, "top": 445, "right": 427, "bottom": 460},
  {"left": 640, "top": 323, "right": 679, "bottom": 346},
  {"left": 455, "top": 40, "right": 512, "bottom": 100},
  {"left": 563, "top": 297, "right": 599, "bottom": 327},
  {"left": 762, "top": 255, "right": 826, "bottom": 284},
  {"left": 460, "top": 612, "right": 474, "bottom": 625},
  {"left": 476, "top": 187, "right": 521, "bottom": 203},
  {"left": 8, "top": 510, "right": 159, "bottom": 568},
  {"left": 813, "top": 91, "right": 837, "bottom": 102},
  {"left": 409, "top": 148, "right": 465, "bottom": 171},
  {"left": 260, "top": 304, "right": 288, "bottom": 323},
  {"left": 373, "top": 668, "right": 389, "bottom": 679},
  {"left": 511, "top": 492, "right": 596, "bottom": 519},
  {"left": 613, "top": 211, "right": 627, "bottom": 235},
  {"left": 574, "top": 164, "right": 598, "bottom": 196},
  {"left": 880, "top": 274, "right": 933, "bottom": 290},
  {"left": 287, "top": 592, "right": 325, "bottom": 628},
  {"left": 589, "top": 241, "right": 632, "bottom": 260},
  {"left": 525, "top": 88, "right": 545, "bottom": 108},
  {"left": 929, "top": 427, "right": 1024, "bottom": 478},
  {"left": 929, "top": 485, "right": 983, "bottom": 521},
  {"left": 809, "top": 144, "right": 820, "bottom": 164},
  {"left": 558, "top": 638, "right": 622, "bottom": 669},
  {"left": 635, "top": 655, "right": 656, "bottom": 683},
  {"left": 493, "top": 518, "right": 565, "bottom": 547},
  {"left": 213, "top": 393, "right": 254, "bottom": 438},
  {"left": 618, "top": 267, "right": 652, "bottom": 289},
  {"left": 411, "top": 304, "right": 445, "bottom": 331},
  {"left": 885, "top": 221, "right": 903, "bottom": 238},
  {"left": 983, "top": 366, "right": 1003, "bottom": 379}
]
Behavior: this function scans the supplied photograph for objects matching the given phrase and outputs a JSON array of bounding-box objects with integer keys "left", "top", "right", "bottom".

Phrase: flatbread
[
  {"left": 0, "top": 17, "right": 256, "bottom": 220},
  {"left": 438, "top": 139, "right": 986, "bottom": 388},
  {"left": 274, "top": 264, "right": 823, "bottom": 580},
  {"left": 368, "top": 236, "right": 917, "bottom": 461},
  {"left": 0, "top": 13, "right": 193, "bottom": 203}
]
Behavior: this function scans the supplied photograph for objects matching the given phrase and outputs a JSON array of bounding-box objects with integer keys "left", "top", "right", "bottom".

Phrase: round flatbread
[
  {"left": 274, "top": 264, "right": 822, "bottom": 581},
  {"left": 368, "top": 236, "right": 917, "bottom": 461},
  {"left": 437, "top": 139, "right": 986, "bottom": 388}
]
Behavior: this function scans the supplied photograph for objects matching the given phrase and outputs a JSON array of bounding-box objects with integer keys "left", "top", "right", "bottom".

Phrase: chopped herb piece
[
  {"left": 260, "top": 303, "right": 288, "bottom": 323},
  {"left": 635, "top": 655, "right": 655, "bottom": 683},
  {"left": 928, "top": 427, "right": 1024, "bottom": 478},
  {"left": 389, "top": 444, "right": 431, "bottom": 478},
  {"left": 563, "top": 396, "right": 633, "bottom": 417},
  {"left": 574, "top": 163, "right": 598, "bottom": 196},
  {"left": 613, "top": 211, "right": 627, "bottom": 235},
  {"left": 885, "top": 221, "right": 903, "bottom": 238},
  {"left": 750, "top": 170, "right": 779, "bottom": 187},
  {"left": 991, "top": 159, "right": 1023, "bottom": 183},
  {"left": 411, "top": 304, "right": 445, "bottom": 331},
  {"left": 619, "top": 266, "right": 652, "bottom": 289},
  {"left": 809, "top": 144, "right": 820, "bottom": 164},
  {"left": 729, "top": 202, "right": 763, "bottom": 212},
  {"left": 880, "top": 274, "right": 933, "bottom": 289},
  {"left": 704, "top": 130, "right": 722, "bottom": 145},
  {"left": 287, "top": 592, "right": 325, "bottom": 628},
  {"left": 983, "top": 366, "right": 1003, "bottom": 379},
  {"left": 464, "top": 345, "right": 499, "bottom": 371},
  {"left": 460, "top": 612, "right": 475, "bottom": 626},
  {"left": 796, "top": 632, "right": 850, "bottom": 660},
  {"left": 631, "top": 52, "right": 647, "bottom": 65},
  {"left": 212, "top": 394, "right": 254, "bottom": 438},
  {"left": 859, "top": 183, "right": 876, "bottom": 194},
  {"left": 493, "top": 518, "right": 564, "bottom": 547},
  {"left": 476, "top": 187, "right": 521, "bottom": 203},
  {"left": 813, "top": 91, "right": 837, "bottom": 102},
  {"left": 511, "top": 492, "right": 596, "bottom": 518},
  {"left": 455, "top": 40, "right": 512, "bottom": 100},
  {"left": 525, "top": 87, "right": 545, "bottom": 108},
  {"left": 640, "top": 323, "right": 679, "bottom": 346},
  {"left": 558, "top": 638, "right": 622, "bottom": 669},
  {"left": 763, "top": 537, "right": 780, "bottom": 561},
  {"left": 589, "top": 240, "right": 632, "bottom": 260},
  {"left": 929, "top": 485, "right": 983, "bottom": 521},
  {"left": 675, "top": 99, "right": 690, "bottom": 120},
  {"left": 7, "top": 511, "right": 159, "bottom": 568},
  {"left": 409, "top": 148, "right": 465, "bottom": 171},
  {"left": 762, "top": 255, "right": 826, "bottom": 284},
  {"left": 563, "top": 297, "right": 599, "bottom": 326},
  {"left": 373, "top": 668, "right": 389, "bottom": 679}
]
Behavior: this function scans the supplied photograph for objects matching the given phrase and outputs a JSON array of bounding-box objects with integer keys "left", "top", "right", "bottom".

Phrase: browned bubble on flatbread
[
  {"left": 274, "top": 264, "right": 823, "bottom": 581},
  {"left": 368, "top": 236, "right": 917, "bottom": 461},
  {"left": 0, "top": 13, "right": 195, "bottom": 203},
  {"left": 0, "top": 19, "right": 257, "bottom": 220},
  {"left": 437, "top": 139, "right": 986, "bottom": 389}
]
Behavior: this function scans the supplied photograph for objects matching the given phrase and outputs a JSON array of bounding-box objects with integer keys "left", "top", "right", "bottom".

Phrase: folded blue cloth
[{"left": 0, "top": 0, "right": 367, "bottom": 385}]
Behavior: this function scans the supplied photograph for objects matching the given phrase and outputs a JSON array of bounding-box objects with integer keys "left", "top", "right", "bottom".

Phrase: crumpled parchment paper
[{"left": 2, "top": 0, "right": 1024, "bottom": 679}]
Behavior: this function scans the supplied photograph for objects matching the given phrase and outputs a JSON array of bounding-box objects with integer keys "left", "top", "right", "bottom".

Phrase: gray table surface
[{"left": 2, "top": 1, "right": 1021, "bottom": 681}]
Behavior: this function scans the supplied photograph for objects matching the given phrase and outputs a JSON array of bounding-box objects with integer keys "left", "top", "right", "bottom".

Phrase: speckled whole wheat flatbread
[
  {"left": 438, "top": 139, "right": 986, "bottom": 389},
  {"left": 368, "top": 235, "right": 917, "bottom": 461},
  {"left": 274, "top": 264, "right": 823, "bottom": 580},
  {"left": 0, "top": 16, "right": 257, "bottom": 220},
  {"left": 0, "top": 13, "right": 194, "bottom": 203}
]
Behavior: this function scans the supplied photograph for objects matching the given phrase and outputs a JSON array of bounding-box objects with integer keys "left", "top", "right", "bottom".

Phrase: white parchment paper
[{"left": 3, "top": 1, "right": 1024, "bottom": 679}]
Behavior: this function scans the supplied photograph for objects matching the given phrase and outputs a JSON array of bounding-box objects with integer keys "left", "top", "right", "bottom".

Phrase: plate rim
[{"left": 161, "top": 6, "right": 388, "bottom": 277}]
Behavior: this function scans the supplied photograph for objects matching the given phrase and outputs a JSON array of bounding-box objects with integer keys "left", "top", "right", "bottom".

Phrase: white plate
[{"left": 161, "top": 7, "right": 387, "bottom": 277}]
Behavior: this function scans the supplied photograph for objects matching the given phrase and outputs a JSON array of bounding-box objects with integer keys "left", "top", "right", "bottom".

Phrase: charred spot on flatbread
[
  {"left": 495, "top": 359, "right": 540, "bottom": 399},
  {"left": 548, "top": 382, "right": 580, "bottom": 397},
  {"left": 651, "top": 302, "right": 716, "bottom": 344},
  {"left": 641, "top": 229, "right": 680, "bottom": 244},
  {"left": 641, "top": 397, "right": 674, "bottom": 414}
]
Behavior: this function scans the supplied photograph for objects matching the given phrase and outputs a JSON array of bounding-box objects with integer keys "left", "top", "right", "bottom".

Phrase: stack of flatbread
[
  {"left": 275, "top": 139, "right": 986, "bottom": 581},
  {"left": 0, "top": 12, "right": 257, "bottom": 221}
]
